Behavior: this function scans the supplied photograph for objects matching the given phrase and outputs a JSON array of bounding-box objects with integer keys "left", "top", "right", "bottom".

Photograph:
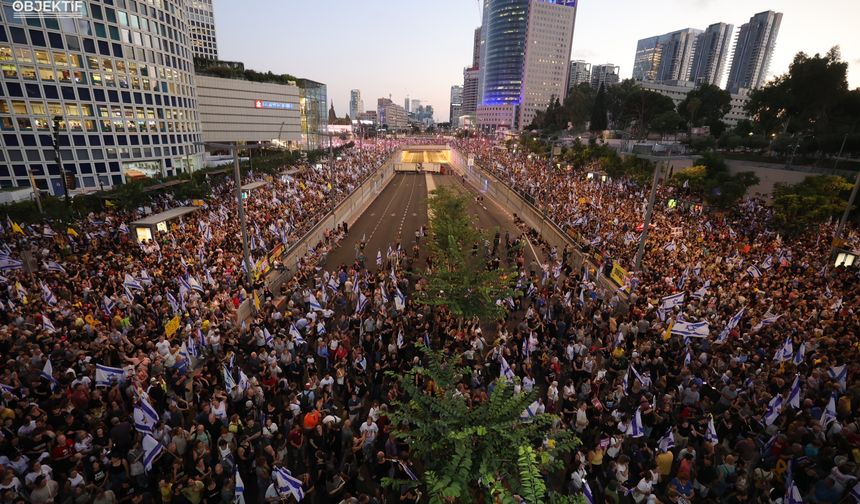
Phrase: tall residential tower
[
  {"left": 188, "top": 0, "right": 219, "bottom": 60},
  {"left": 725, "top": 10, "right": 783, "bottom": 93},
  {"left": 689, "top": 23, "right": 734, "bottom": 86}
]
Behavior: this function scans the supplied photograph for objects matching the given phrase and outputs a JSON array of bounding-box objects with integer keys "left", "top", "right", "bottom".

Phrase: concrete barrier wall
[
  {"left": 448, "top": 147, "right": 624, "bottom": 301},
  {"left": 237, "top": 150, "right": 400, "bottom": 321}
]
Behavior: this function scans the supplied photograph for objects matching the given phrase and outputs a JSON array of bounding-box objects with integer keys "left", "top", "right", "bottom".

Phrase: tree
[
  {"left": 589, "top": 84, "right": 608, "bottom": 132},
  {"left": 415, "top": 187, "right": 515, "bottom": 319},
  {"left": 385, "top": 347, "right": 580, "bottom": 503},
  {"left": 678, "top": 84, "right": 731, "bottom": 135},
  {"left": 619, "top": 90, "right": 676, "bottom": 138},
  {"left": 772, "top": 175, "right": 854, "bottom": 235},
  {"left": 651, "top": 110, "right": 684, "bottom": 137},
  {"left": 671, "top": 152, "right": 760, "bottom": 209}
]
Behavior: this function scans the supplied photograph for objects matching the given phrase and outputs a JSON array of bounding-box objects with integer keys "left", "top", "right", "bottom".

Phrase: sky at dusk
[{"left": 212, "top": 0, "right": 860, "bottom": 122}]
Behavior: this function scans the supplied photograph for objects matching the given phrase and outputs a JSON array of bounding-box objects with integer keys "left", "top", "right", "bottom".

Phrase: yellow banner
[
  {"left": 253, "top": 291, "right": 261, "bottom": 311},
  {"left": 165, "top": 315, "right": 180, "bottom": 338},
  {"left": 609, "top": 262, "right": 629, "bottom": 288},
  {"left": 191, "top": 199, "right": 205, "bottom": 207}
]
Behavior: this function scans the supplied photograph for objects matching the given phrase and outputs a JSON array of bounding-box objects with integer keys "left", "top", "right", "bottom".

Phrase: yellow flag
[
  {"left": 105, "top": 200, "right": 116, "bottom": 208},
  {"left": 164, "top": 315, "right": 180, "bottom": 338},
  {"left": 663, "top": 320, "right": 674, "bottom": 341},
  {"left": 253, "top": 291, "right": 261, "bottom": 311},
  {"left": 67, "top": 227, "right": 79, "bottom": 237},
  {"left": 11, "top": 221, "right": 24, "bottom": 235}
]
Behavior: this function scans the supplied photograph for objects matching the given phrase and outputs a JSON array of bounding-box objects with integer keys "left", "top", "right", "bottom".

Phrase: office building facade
[
  {"left": 637, "top": 80, "right": 750, "bottom": 127},
  {"left": 377, "top": 98, "right": 408, "bottom": 130},
  {"left": 0, "top": 0, "right": 203, "bottom": 194},
  {"left": 568, "top": 60, "right": 591, "bottom": 89},
  {"left": 461, "top": 66, "right": 479, "bottom": 117},
  {"left": 477, "top": 0, "right": 577, "bottom": 130},
  {"left": 472, "top": 26, "right": 482, "bottom": 68},
  {"left": 296, "top": 79, "right": 327, "bottom": 151},
  {"left": 689, "top": 23, "right": 733, "bottom": 86},
  {"left": 449, "top": 85, "right": 462, "bottom": 126},
  {"left": 188, "top": 0, "right": 217, "bottom": 60},
  {"left": 632, "top": 28, "right": 701, "bottom": 83},
  {"left": 591, "top": 64, "right": 620, "bottom": 90},
  {"left": 726, "top": 10, "right": 782, "bottom": 93},
  {"left": 349, "top": 89, "right": 363, "bottom": 120}
]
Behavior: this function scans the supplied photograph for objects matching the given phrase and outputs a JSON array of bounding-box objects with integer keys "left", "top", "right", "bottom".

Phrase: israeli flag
[
  {"left": 676, "top": 268, "right": 689, "bottom": 290},
  {"left": 751, "top": 313, "right": 781, "bottom": 332},
  {"left": 263, "top": 327, "right": 273, "bottom": 347},
  {"left": 705, "top": 415, "right": 719, "bottom": 444},
  {"left": 223, "top": 365, "right": 236, "bottom": 390},
  {"left": 44, "top": 261, "right": 66, "bottom": 274},
  {"left": 166, "top": 292, "right": 180, "bottom": 314},
  {"left": 664, "top": 241, "right": 676, "bottom": 252},
  {"left": 187, "top": 275, "right": 204, "bottom": 293},
  {"left": 746, "top": 265, "right": 762, "bottom": 279},
  {"left": 563, "top": 291, "right": 572, "bottom": 307},
  {"left": 309, "top": 293, "right": 323, "bottom": 312},
  {"left": 684, "top": 349, "right": 691, "bottom": 367},
  {"left": 820, "top": 394, "right": 837, "bottom": 428},
  {"left": 0, "top": 383, "right": 17, "bottom": 398},
  {"left": 142, "top": 434, "right": 163, "bottom": 472},
  {"left": 520, "top": 400, "right": 542, "bottom": 419},
  {"left": 272, "top": 466, "right": 305, "bottom": 501},
  {"left": 760, "top": 255, "right": 774, "bottom": 270},
  {"left": 628, "top": 408, "right": 644, "bottom": 438},
  {"left": 42, "top": 314, "right": 57, "bottom": 333},
  {"left": 397, "top": 460, "right": 418, "bottom": 481},
  {"left": 500, "top": 355, "right": 515, "bottom": 381},
  {"left": 764, "top": 395, "right": 783, "bottom": 426},
  {"left": 787, "top": 374, "right": 801, "bottom": 409},
  {"left": 138, "top": 270, "right": 152, "bottom": 286},
  {"left": 717, "top": 307, "right": 745, "bottom": 344},
  {"left": 379, "top": 283, "right": 388, "bottom": 304},
  {"left": 658, "top": 427, "right": 675, "bottom": 452},
  {"left": 124, "top": 273, "right": 143, "bottom": 291},
  {"left": 0, "top": 257, "right": 24, "bottom": 271},
  {"left": 793, "top": 342, "right": 805, "bottom": 366},
  {"left": 526, "top": 283, "right": 536, "bottom": 297},
  {"left": 356, "top": 292, "right": 368, "bottom": 313},
  {"left": 235, "top": 470, "right": 246, "bottom": 504},
  {"left": 40, "top": 282, "right": 57, "bottom": 306},
  {"left": 394, "top": 288, "right": 406, "bottom": 311},
  {"left": 672, "top": 320, "right": 710, "bottom": 339},
  {"left": 376, "top": 250, "right": 383, "bottom": 267},
  {"left": 785, "top": 481, "right": 803, "bottom": 504},
  {"left": 327, "top": 276, "right": 339, "bottom": 293},
  {"left": 397, "top": 329, "right": 405, "bottom": 349},
  {"left": 828, "top": 365, "right": 847, "bottom": 392},
  {"left": 622, "top": 369, "right": 630, "bottom": 395},
  {"left": 583, "top": 480, "right": 595, "bottom": 504},
  {"left": 631, "top": 366, "right": 651, "bottom": 389},
  {"left": 41, "top": 358, "right": 58, "bottom": 389},
  {"left": 316, "top": 321, "right": 326, "bottom": 335},
  {"left": 659, "top": 292, "right": 685, "bottom": 312},
  {"left": 773, "top": 337, "right": 793, "bottom": 363},
  {"left": 134, "top": 396, "right": 160, "bottom": 434},
  {"left": 95, "top": 364, "right": 126, "bottom": 387},
  {"left": 118, "top": 223, "right": 130, "bottom": 234},
  {"left": 238, "top": 370, "right": 250, "bottom": 392},
  {"left": 289, "top": 324, "right": 305, "bottom": 344},
  {"left": 849, "top": 481, "right": 860, "bottom": 503},
  {"left": 691, "top": 280, "right": 710, "bottom": 300}
]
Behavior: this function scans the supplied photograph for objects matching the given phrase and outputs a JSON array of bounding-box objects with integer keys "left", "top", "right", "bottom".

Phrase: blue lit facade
[{"left": 480, "top": 0, "right": 528, "bottom": 107}]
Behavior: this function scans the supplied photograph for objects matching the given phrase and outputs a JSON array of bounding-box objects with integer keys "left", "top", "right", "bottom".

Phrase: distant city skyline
[{"left": 213, "top": 0, "right": 860, "bottom": 122}]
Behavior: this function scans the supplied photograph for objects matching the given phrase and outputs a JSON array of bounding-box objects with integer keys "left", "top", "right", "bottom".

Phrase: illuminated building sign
[{"left": 254, "top": 100, "right": 294, "bottom": 110}]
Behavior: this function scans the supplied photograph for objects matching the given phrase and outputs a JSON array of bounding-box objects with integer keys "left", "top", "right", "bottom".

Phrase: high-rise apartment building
[
  {"left": 632, "top": 28, "right": 701, "bottom": 83},
  {"left": 689, "top": 23, "right": 734, "bottom": 86},
  {"left": 477, "top": 0, "right": 577, "bottom": 130},
  {"left": 591, "top": 64, "right": 621, "bottom": 90},
  {"left": 726, "top": 10, "right": 782, "bottom": 93},
  {"left": 568, "top": 60, "right": 592, "bottom": 90},
  {"left": 410, "top": 99, "right": 422, "bottom": 114},
  {"left": 472, "top": 26, "right": 482, "bottom": 68},
  {"left": 188, "top": 0, "right": 218, "bottom": 60},
  {"left": 0, "top": 0, "right": 203, "bottom": 194},
  {"left": 377, "top": 98, "right": 408, "bottom": 130},
  {"left": 462, "top": 67, "right": 480, "bottom": 117},
  {"left": 349, "top": 89, "right": 363, "bottom": 120},
  {"left": 449, "top": 85, "right": 463, "bottom": 126}
]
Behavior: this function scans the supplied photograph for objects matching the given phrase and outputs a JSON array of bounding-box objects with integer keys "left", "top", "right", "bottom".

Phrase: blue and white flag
[
  {"left": 664, "top": 241, "right": 676, "bottom": 252},
  {"left": 235, "top": 471, "right": 246, "bottom": 504},
  {"left": 43, "top": 261, "right": 66, "bottom": 274},
  {"left": 820, "top": 394, "right": 837, "bottom": 428},
  {"left": 272, "top": 467, "right": 305, "bottom": 501},
  {"left": 308, "top": 293, "right": 323, "bottom": 312},
  {"left": 118, "top": 223, "right": 130, "bottom": 234},
  {"left": 397, "top": 329, "right": 405, "bottom": 349},
  {"left": 828, "top": 365, "right": 847, "bottom": 392},
  {"left": 166, "top": 292, "right": 179, "bottom": 314},
  {"left": 0, "top": 383, "right": 17, "bottom": 398},
  {"left": 684, "top": 348, "right": 692, "bottom": 367},
  {"left": 238, "top": 370, "right": 250, "bottom": 392},
  {"left": 134, "top": 395, "right": 160, "bottom": 434},
  {"left": 705, "top": 415, "right": 718, "bottom": 444},
  {"left": 760, "top": 255, "right": 774, "bottom": 270},
  {"left": 397, "top": 460, "right": 418, "bottom": 481},
  {"left": 658, "top": 427, "right": 675, "bottom": 452},
  {"left": 289, "top": 324, "right": 305, "bottom": 344},
  {"left": 793, "top": 342, "right": 805, "bottom": 366},
  {"left": 376, "top": 250, "right": 383, "bottom": 267},
  {"left": 40, "top": 281, "right": 57, "bottom": 306},
  {"left": 849, "top": 481, "right": 860, "bottom": 504},
  {"left": 137, "top": 270, "right": 152, "bottom": 286},
  {"left": 356, "top": 292, "right": 368, "bottom": 313},
  {"left": 659, "top": 292, "right": 685, "bottom": 313},
  {"left": 752, "top": 313, "right": 781, "bottom": 332},
  {"left": 95, "top": 364, "right": 126, "bottom": 387},
  {"left": 124, "top": 273, "right": 143, "bottom": 291},
  {"left": 676, "top": 268, "right": 689, "bottom": 290},
  {"left": 0, "top": 257, "right": 24, "bottom": 271},
  {"left": 764, "top": 394, "right": 783, "bottom": 426},
  {"left": 631, "top": 366, "right": 651, "bottom": 389},
  {"left": 628, "top": 408, "right": 644, "bottom": 438},
  {"left": 787, "top": 374, "right": 801, "bottom": 409},
  {"left": 263, "top": 327, "right": 273, "bottom": 347},
  {"left": 785, "top": 481, "right": 803, "bottom": 504},
  {"left": 394, "top": 288, "right": 406, "bottom": 311},
  {"left": 716, "top": 307, "right": 744, "bottom": 344},
  {"left": 746, "top": 265, "right": 762, "bottom": 279},
  {"left": 774, "top": 337, "right": 793, "bottom": 363},
  {"left": 316, "top": 321, "right": 326, "bottom": 335},
  {"left": 520, "top": 400, "right": 542, "bottom": 419},
  {"left": 672, "top": 320, "right": 710, "bottom": 340},
  {"left": 583, "top": 480, "right": 595, "bottom": 504},
  {"left": 327, "top": 276, "right": 338, "bottom": 293},
  {"left": 500, "top": 355, "right": 515, "bottom": 381},
  {"left": 223, "top": 365, "right": 236, "bottom": 390},
  {"left": 692, "top": 279, "right": 710, "bottom": 300},
  {"left": 622, "top": 369, "right": 630, "bottom": 395},
  {"left": 142, "top": 434, "right": 162, "bottom": 472},
  {"left": 187, "top": 275, "right": 204, "bottom": 293},
  {"left": 42, "top": 313, "right": 56, "bottom": 332},
  {"left": 41, "top": 359, "right": 58, "bottom": 390}
]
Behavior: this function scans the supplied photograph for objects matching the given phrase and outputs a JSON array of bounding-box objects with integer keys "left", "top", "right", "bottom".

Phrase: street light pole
[
  {"left": 52, "top": 116, "right": 69, "bottom": 205},
  {"left": 634, "top": 159, "right": 660, "bottom": 272},
  {"left": 233, "top": 143, "right": 254, "bottom": 286},
  {"left": 835, "top": 169, "right": 860, "bottom": 241}
]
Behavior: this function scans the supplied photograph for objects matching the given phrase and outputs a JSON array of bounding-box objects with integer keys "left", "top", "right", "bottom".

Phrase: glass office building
[
  {"left": 480, "top": 0, "right": 528, "bottom": 107},
  {"left": 296, "top": 78, "right": 327, "bottom": 151},
  {"left": 0, "top": 0, "right": 203, "bottom": 195}
]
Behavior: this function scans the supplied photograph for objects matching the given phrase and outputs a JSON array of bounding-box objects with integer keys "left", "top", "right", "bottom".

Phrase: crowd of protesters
[{"left": 0, "top": 134, "right": 858, "bottom": 504}]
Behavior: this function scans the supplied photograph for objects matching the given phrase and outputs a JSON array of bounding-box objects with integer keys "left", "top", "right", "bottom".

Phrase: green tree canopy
[
  {"left": 772, "top": 175, "right": 854, "bottom": 235},
  {"left": 589, "top": 84, "right": 608, "bottom": 132},
  {"left": 678, "top": 84, "right": 731, "bottom": 133}
]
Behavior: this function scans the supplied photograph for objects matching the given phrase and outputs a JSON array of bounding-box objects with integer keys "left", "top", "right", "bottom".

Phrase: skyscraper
[
  {"left": 411, "top": 99, "right": 422, "bottom": 115},
  {"left": 726, "top": 10, "right": 783, "bottom": 93},
  {"left": 689, "top": 23, "right": 734, "bottom": 86},
  {"left": 462, "top": 67, "right": 480, "bottom": 117},
  {"left": 477, "top": 0, "right": 578, "bottom": 130},
  {"left": 591, "top": 64, "right": 621, "bottom": 90},
  {"left": 473, "top": 26, "right": 482, "bottom": 68},
  {"left": 632, "top": 28, "right": 702, "bottom": 83},
  {"left": 450, "top": 86, "right": 463, "bottom": 126},
  {"left": 569, "top": 60, "right": 592, "bottom": 90},
  {"left": 188, "top": 0, "right": 219, "bottom": 60},
  {"left": 349, "top": 90, "right": 363, "bottom": 120}
]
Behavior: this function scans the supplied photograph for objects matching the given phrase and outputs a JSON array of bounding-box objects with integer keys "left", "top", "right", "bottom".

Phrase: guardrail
[
  {"left": 447, "top": 147, "right": 626, "bottom": 304},
  {"left": 236, "top": 149, "right": 401, "bottom": 321}
]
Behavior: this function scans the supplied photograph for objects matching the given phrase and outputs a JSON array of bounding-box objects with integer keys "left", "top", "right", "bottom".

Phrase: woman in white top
[{"left": 211, "top": 396, "right": 228, "bottom": 425}]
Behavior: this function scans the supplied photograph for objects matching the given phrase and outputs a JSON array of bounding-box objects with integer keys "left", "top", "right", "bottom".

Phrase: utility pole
[
  {"left": 635, "top": 160, "right": 660, "bottom": 271},
  {"left": 835, "top": 169, "right": 860, "bottom": 241},
  {"left": 25, "top": 165, "right": 42, "bottom": 214},
  {"left": 233, "top": 143, "right": 254, "bottom": 286},
  {"left": 52, "top": 116, "right": 69, "bottom": 206}
]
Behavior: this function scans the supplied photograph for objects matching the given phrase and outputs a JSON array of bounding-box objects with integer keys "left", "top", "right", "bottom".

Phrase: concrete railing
[
  {"left": 236, "top": 149, "right": 401, "bottom": 321},
  {"left": 447, "top": 147, "right": 625, "bottom": 302}
]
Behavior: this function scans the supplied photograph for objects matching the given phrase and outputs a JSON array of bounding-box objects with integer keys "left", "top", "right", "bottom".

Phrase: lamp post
[{"left": 52, "top": 116, "right": 70, "bottom": 206}]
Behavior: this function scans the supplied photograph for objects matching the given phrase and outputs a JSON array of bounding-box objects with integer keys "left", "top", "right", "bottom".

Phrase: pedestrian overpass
[{"left": 395, "top": 145, "right": 452, "bottom": 173}]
